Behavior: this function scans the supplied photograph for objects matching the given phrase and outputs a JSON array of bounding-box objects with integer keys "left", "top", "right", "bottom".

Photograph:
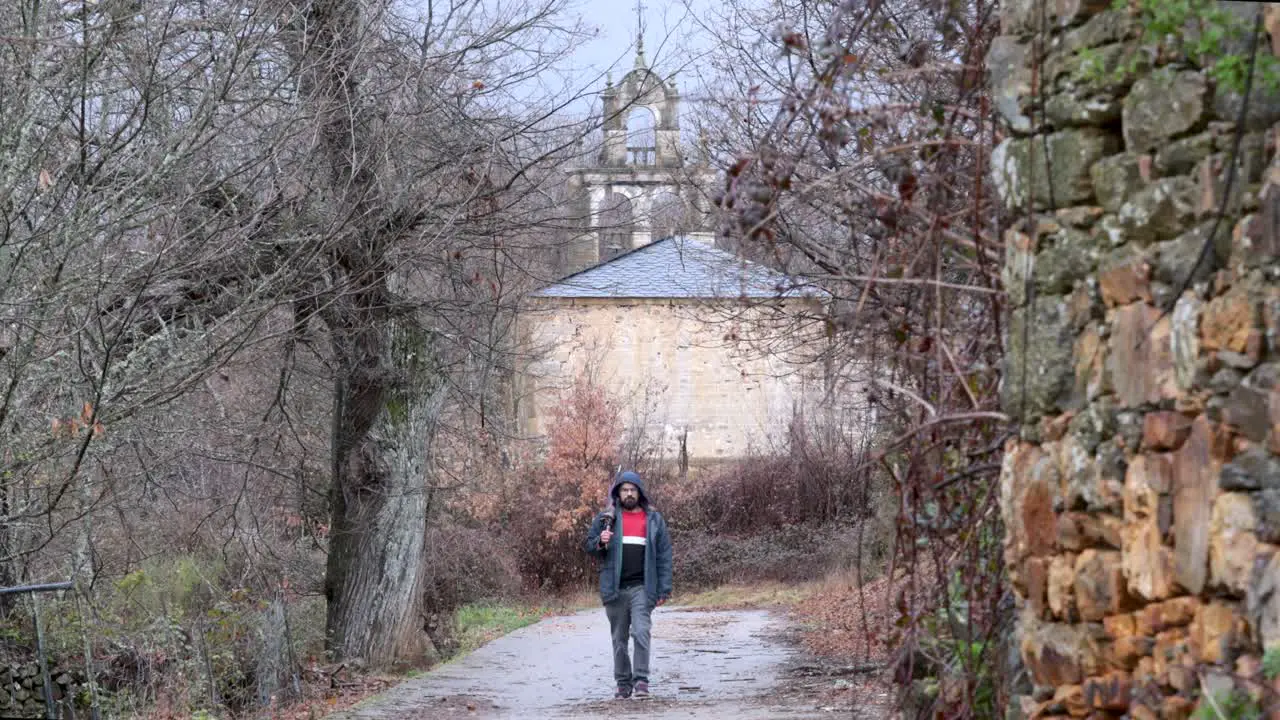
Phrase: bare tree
[
  {"left": 2, "top": 0, "right": 599, "bottom": 673},
  {"left": 695, "top": 0, "right": 1010, "bottom": 714},
  {"left": 238, "top": 0, "right": 596, "bottom": 665},
  {"left": 0, "top": 0, "right": 319, "bottom": 612}
]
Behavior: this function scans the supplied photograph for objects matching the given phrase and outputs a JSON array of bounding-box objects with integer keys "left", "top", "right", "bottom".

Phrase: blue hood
[{"left": 609, "top": 470, "right": 650, "bottom": 509}]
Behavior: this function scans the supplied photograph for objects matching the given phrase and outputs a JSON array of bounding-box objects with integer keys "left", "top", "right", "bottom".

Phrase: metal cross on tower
[{"left": 634, "top": 0, "right": 646, "bottom": 66}]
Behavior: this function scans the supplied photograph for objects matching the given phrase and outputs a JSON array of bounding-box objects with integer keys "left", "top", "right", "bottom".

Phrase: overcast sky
[
  {"left": 560, "top": 0, "right": 716, "bottom": 118},
  {"left": 577, "top": 0, "right": 705, "bottom": 73}
]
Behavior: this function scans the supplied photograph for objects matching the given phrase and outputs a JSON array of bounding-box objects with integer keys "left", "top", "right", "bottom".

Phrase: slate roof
[{"left": 532, "top": 236, "right": 816, "bottom": 299}]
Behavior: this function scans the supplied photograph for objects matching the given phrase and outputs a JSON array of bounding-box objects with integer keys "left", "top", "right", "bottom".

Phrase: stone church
[{"left": 517, "top": 42, "right": 831, "bottom": 465}]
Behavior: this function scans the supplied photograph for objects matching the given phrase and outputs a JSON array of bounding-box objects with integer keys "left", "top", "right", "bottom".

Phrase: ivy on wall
[{"left": 1078, "top": 0, "right": 1280, "bottom": 94}]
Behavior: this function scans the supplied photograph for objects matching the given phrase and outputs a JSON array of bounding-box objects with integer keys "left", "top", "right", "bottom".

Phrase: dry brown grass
[
  {"left": 672, "top": 580, "right": 819, "bottom": 610},
  {"left": 792, "top": 561, "right": 939, "bottom": 665},
  {"left": 666, "top": 563, "right": 918, "bottom": 666}
]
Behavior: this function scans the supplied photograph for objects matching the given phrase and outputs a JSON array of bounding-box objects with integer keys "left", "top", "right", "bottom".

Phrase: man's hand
[
  {"left": 599, "top": 529, "right": 613, "bottom": 546},
  {"left": 656, "top": 597, "right": 667, "bottom": 607}
]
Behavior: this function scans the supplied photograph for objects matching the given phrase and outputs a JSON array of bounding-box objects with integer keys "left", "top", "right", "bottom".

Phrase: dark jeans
[{"left": 604, "top": 585, "right": 652, "bottom": 688}]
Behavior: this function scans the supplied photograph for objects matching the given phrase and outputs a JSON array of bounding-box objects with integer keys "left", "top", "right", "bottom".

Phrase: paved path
[{"left": 326, "top": 607, "right": 852, "bottom": 719}]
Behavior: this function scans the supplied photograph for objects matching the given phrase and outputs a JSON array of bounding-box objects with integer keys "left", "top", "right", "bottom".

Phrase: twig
[
  {"left": 873, "top": 378, "right": 937, "bottom": 417},
  {"left": 883, "top": 412, "right": 1009, "bottom": 451},
  {"left": 1198, "top": 673, "right": 1229, "bottom": 720},
  {"left": 940, "top": 340, "right": 981, "bottom": 409}
]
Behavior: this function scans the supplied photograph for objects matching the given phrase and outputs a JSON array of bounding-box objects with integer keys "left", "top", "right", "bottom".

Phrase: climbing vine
[{"left": 1115, "top": 0, "right": 1279, "bottom": 93}]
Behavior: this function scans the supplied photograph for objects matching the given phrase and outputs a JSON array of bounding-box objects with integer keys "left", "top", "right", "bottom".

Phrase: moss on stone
[
  {"left": 994, "top": 130, "right": 1120, "bottom": 211},
  {"left": 1121, "top": 68, "right": 1209, "bottom": 152},
  {"left": 1117, "top": 177, "right": 1198, "bottom": 246},
  {"left": 1004, "top": 296, "right": 1076, "bottom": 421},
  {"left": 1154, "top": 132, "right": 1216, "bottom": 176},
  {"left": 1036, "top": 228, "right": 1099, "bottom": 295},
  {"left": 1090, "top": 153, "right": 1149, "bottom": 213}
]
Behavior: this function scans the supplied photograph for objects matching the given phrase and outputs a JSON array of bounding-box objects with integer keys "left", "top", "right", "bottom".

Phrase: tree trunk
[
  {"left": 324, "top": 319, "right": 444, "bottom": 666},
  {"left": 0, "top": 478, "right": 16, "bottom": 616},
  {"left": 255, "top": 591, "right": 296, "bottom": 705},
  {"left": 275, "top": 0, "right": 434, "bottom": 666}
]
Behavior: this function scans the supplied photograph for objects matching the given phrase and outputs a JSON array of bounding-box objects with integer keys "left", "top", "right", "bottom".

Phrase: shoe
[
  {"left": 633, "top": 681, "right": 649, "bottom": 698},
  {"left": 614, "top": 686, "right": 632, "bottom": 700}
]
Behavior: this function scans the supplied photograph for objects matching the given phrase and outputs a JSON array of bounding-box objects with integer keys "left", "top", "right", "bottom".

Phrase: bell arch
[
  {"left": 626, "top": 107, "right": 657, "bottom": 166},
  {"left": 648, "top": 189, "right": 687, "bottom": 241},
  {"left": 597, "top": 190, "right": 635, "bottom": 261}
]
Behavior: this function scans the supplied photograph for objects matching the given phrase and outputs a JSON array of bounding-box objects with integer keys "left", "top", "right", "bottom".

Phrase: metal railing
[
  {"left": 626, "top": 146, "right": 656, "bottom": 166},
  {"left": 0, "top": 582, "right": 96, "bottom": 720}
]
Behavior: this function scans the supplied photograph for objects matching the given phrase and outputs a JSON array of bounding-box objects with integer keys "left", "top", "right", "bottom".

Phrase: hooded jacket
[{"left": 583, "top": 471, "right": 673, "bottom": 606}]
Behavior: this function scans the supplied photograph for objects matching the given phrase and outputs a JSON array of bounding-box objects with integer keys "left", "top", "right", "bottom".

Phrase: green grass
[
  {"left": 449, "top": 591, "right": 597, "bottom": 657},
  {"left": 453, "top": 602, "right": 555, "bottom": 654}
]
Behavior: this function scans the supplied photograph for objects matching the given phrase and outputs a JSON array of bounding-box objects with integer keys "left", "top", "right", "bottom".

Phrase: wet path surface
[{"left": 326, "top": 607, "right": 852, "bottom": 719}]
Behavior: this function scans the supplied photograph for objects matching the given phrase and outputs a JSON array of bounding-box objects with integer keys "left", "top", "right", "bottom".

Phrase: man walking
[{"left": 584, "top": 470, "right": 673, "bottom": 700}]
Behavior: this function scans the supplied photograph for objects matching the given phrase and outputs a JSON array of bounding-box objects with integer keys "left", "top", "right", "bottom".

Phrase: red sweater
[{"left": 619, "top": 509, "right": 647, "bottom": 588}]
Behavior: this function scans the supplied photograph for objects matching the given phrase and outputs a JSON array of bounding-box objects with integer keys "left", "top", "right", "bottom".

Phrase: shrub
[
  {"left": 468, "top": 374, "right": 624, "bottom": 592},
  {"left": 674, "top": 524, "right": 865, "bottom": 591},
  {"left": 1191, "top": 689, "right": 1262, "bottom": 720},
  {"left": 0, "top": 553, "right": 291, "bottom": 716},
  {"left": 421, "top": 523, "right": 522, "bottom": 613},
  {"left": 663, "top": 414, "right": 893, "bottom": 539},
  {"left": 419, "top": 522, "right": 524, "bottom": 659}
]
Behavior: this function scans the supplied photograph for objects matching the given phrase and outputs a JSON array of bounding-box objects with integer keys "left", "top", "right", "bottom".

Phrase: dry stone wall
[
  {"left": 992, "top": 1, "right": 1280, "bottom": 717},
  {"left": 0, "top": 661, "right": 93, "bottom": 718}
]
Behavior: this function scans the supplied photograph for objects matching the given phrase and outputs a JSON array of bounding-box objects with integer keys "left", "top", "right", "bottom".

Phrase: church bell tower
[{"left": 561, "top": 10, "right": 716, "bottom": 275}]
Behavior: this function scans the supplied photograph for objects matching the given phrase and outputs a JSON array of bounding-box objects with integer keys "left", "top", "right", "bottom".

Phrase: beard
[{"left": 619, "top": 496, "right": 639, "bottom": 510}]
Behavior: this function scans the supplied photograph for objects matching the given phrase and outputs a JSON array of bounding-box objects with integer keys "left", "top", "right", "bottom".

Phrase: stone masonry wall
[
  {"left": 520, "top": 297, "right": 835, "bottom": 463},
  {"left": 0, "top": 660, "right": 94, "bottom": 718},
  {"left": 992, "top": 1, "right": 1280, "bottom": 717}
]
